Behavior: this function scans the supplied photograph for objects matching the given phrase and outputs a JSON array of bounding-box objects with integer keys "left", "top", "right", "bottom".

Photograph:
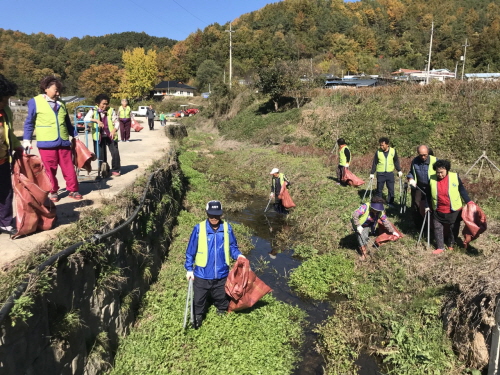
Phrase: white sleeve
[
  {"left": 84, "top": 109, "right": 94, "bottom": 122},
  {"left": 112, "top": 110, "right": 120, "bottom": 130}
]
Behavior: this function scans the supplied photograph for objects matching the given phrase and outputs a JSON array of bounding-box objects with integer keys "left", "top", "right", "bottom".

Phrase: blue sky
[{"left": 3, "top": 0, "right": 356, "bottom": 41}]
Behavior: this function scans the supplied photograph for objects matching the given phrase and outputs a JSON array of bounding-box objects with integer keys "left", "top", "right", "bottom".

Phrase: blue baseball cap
[
  {"left": 206, "top": 200, "right": 223, "bottom": 215},
  {"left": 370, "top": 202, "right": 385, "bottom": 211}
]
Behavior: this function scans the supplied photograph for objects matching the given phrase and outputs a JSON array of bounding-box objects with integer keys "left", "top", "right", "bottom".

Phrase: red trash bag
[
  {"left": 278, "top": 183, "right": 296, "bottom": 209},
  {"left": 342, "top": 168, "right": 365, "bottom": 187},
  {"left": 225, "top": 257, "right": 272, "bottom": 312},
  {"left": 461, "top": 202, "right": 487, "bottom": 248},
  {"left": 12, "top": 154, "right": 56, "bottom": 239},
  {"left": 375, "top": 219, "right": 404, "bottom": 246},
  {"left": 72, "top": 138, "right": 96, "bottom": 173},
  {"left": 131, "top": 119, "right": 143, "bottom": 132}
]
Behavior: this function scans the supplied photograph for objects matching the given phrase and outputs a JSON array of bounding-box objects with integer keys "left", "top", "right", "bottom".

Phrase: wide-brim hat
[
  {"left": 206, "top": 200, "right": 223, "bottom": 215},
  {"left": 370, "top": 202, "right": 385, "bottom": 211}
]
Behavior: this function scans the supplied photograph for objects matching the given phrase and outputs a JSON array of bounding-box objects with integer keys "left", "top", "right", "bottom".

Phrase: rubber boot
[{"left": 194, "top": 315, "right": 203, "bottom": 329}]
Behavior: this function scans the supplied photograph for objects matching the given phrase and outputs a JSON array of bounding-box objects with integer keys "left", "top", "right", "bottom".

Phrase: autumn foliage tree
[
  {"left": 78, "top": 64, "right": 122, "bottom": 98},
  {"left": 118, "top": 48, "right": 158, "bottom": 100}
]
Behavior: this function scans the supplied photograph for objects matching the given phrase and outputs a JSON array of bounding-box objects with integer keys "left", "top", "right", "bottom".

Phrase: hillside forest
[{"left": 1, "top": 0, "right": 500, "bottom": 98}]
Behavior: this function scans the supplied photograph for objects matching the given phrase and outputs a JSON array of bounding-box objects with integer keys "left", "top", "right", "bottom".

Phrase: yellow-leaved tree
[{"left": 117, "top": 48, "right": 158, "bottom": 100}]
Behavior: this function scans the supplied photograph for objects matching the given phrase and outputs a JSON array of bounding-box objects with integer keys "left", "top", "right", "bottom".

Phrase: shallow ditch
[{"left": 226, "top": 197, "right": 381, "bottom": 375}]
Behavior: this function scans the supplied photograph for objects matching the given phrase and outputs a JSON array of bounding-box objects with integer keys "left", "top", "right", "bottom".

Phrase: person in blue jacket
[{"left": 185, "top": 200, "right": 245, "bottom": 328}]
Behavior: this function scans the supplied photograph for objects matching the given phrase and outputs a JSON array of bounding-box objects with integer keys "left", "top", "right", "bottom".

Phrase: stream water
[{"left": 226, "top": 198, "right": 381, "bottom": 375}]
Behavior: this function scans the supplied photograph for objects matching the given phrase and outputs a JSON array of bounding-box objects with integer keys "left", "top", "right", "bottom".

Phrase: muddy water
[{"left": 226, "top": 198, "right": 380, "bottom": 375}]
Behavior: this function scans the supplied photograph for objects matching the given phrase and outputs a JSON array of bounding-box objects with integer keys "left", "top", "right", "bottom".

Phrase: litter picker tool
[
  {"left": 400, "top": 182, "right": 408, "bottom": 214},
  {"left": 398, "top": 177, "right": 403, "bottom": 211},
  {"left": 416, "top": 210, "right": 431, "bottom": 249},
  {"left": 362, "top": 178, "right": 373, "bottom": 203},
  {"left": 183, "top": 278, "right": 194, "bottom": 329},
  {"left": 264, "top": 196, "right": 272, "bottom": 213}
]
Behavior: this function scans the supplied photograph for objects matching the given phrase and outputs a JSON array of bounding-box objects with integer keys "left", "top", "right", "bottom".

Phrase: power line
[{"left": 171, "top": 0, "right": 207, "bottom": 25}]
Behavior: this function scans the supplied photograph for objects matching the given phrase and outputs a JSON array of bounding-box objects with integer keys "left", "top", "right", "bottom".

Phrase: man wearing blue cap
[
  {"left": 352, "top": 196, "right": 399, "bottom": 260},
  {"left": 185, "top": 200, "right": 245, "bottom": 328}
]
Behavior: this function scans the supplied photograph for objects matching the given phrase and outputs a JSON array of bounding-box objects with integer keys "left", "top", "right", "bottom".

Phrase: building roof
[
  {"left": 465, "top": 73, "right": 500, "bottom": 78},
  {"left": 391, "top": 68, "right": 422, "bottom": 75},
  {"left": 325, "top": 78, "right": 381, "bottom": 87},
  {"left": 154, "top": 81, "right": 196, "bottom": 90}
]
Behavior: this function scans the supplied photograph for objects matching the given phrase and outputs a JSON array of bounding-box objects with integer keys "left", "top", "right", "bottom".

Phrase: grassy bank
[
  {"left": 173, "top": 113, "right": 500, "bottom": 373},
  {"left": 108, "top": 136, "right": 306, "bottom": 374}
]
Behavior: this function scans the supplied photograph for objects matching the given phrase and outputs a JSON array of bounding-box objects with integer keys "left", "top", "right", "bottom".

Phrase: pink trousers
[{"left": 39, "top": 147, "right": 79, "bottom": 193}]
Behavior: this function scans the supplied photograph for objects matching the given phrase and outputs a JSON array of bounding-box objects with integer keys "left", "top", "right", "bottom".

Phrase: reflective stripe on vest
[
  {"left": 33, "top": 95, "right": 69, "bottom": 142},
  {"left": 339, "top": 145, "right": 349, "bottom": 166},
  {"left": 430, "top": 172, "right": 463, "bottom": 211},
  {"left": 359, "top": 203, "right": 384, "bottom": 230},
  {"left": 91, "top": 107, "right": 117, "bottom": 141},
  {"left": 272, "top": 173, "right": 285, "bottom": 190},
  {"left": 413, "top": 155, "right": 437, "bottom": 185},
  {"left": 195, "top": 220, "right": 230, "bottom": 268},
  {"left": 118, "top": 106, "right": 131, "bottom": 118},
  {"left": 376, "top": 148, "right": 396, "bottom": 173}
]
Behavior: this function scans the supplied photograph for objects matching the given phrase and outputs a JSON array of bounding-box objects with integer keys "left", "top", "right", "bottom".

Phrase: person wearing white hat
[
  {"left": 269, "top": 168, "right": 291, "bottom": 214},
  {"left": 184, "top": 200, "right": 246, "bottom": 328}
]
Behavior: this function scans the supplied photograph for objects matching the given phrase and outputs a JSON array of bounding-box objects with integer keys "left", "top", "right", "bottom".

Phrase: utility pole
[
  {"left": 426, "top": 21, "right": 434, "bottom": 85},
  {"left": 461, "top": 38, "right": 469, "bottom": 81},
  {"left": 225, "top": 22, "right": 235, "bottom": 89}
]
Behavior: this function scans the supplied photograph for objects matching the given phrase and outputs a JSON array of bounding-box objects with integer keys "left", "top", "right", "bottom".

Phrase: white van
[{"left": 131, "top": 106, "right": 149, "bottom": 117}]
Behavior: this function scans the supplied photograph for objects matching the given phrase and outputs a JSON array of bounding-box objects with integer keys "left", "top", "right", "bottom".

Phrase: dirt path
[{"left": 0, "top": 119, "right": 172, "bottom": 269}]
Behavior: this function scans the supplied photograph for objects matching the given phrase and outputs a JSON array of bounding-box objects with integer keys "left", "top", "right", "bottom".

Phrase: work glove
[
  {"left": 398, "top": 171, "right": 403, "bottom": 178},
  {"left": 238, "top": 254, "right": 246, "bottom": 259},
  {"left": 409, "top": 179, "right": 416, "bottom": 188},
  {"left": 425, "top": 207, "right": 430, "bottom": 213},
  {"left": 186, "top": 271, "right": 194, "bottom": 280},
  {"left": 269, "top": 192, "right": 274, "bottom": 198},
  {"left": 356, "top": 225, "right": 364, "bottom": 234},
  {"left": 22, "top": 140, "right": 31, "bottom": 153},
  {"left": 393, "top": 232, "right": 400, "bottom": 238},
  {"left": 345, "top": 163, "right": 349, "bottom": 168},
  {"left": 369, "top": 174, "right": 374, "bottom": 180},
  {"left": 467, "top": 201, "right": 475, "bottom": 206}
]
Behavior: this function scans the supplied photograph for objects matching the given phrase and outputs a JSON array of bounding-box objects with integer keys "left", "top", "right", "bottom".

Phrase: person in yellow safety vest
[
  {"left": 23, "top": 76, "right": 83, "bottom": 202},
  {"left": 84, "top": 94, "right": 121, "bottom": 177},
  {"left": 407, "top": 145, "right": 437, "bottom": 226},
  {"left": 424, "top": 159, "right": 473, "bottom": 255},
  {"left": 369, "top": 137, "right": 402, "bottom": 207},
  {"left": 352, "top": 196, "right": 399, "bottom": 261},
  {"left": 269, "top": 167, "right": 291, "bottom": 214},
  {"left": 0, "top": 74, "right": 24, "bottom": 235},
  {"left": 184, "top": 200, "right": 246, "bottom": 329},
  {"left": 117, "top": 99, "right": 132, "bottom": 142},
  {"left": 337, "top": 138, "right": 351, "bottom": 185}
]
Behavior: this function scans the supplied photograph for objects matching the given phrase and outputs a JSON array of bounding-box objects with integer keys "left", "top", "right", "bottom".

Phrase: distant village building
[
  {"left": 324, "top": 76, "right": 389, "bottom": 89},
  {"left": 153, "top": 81, "right": 196, "bottom": 97},
  {"left": 8, "top": 98, "right": 27, "bottom": 107},
  {"left": 391, "top": 68, "right": 455, "bottom": 83},
  {"left": 465, "top": 73, "right": 500, "bottom": 81}
]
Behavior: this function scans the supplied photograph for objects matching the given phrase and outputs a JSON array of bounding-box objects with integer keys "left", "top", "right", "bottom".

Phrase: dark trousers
[
  {"left": 93, "top": 137, "right": 121, "bottom": 172},
  {"left": 119, "top": 118, "right": 131, "bottom": 141},
  {"left": 375, "top": 172, "right": 395, "bottom": 204},
  {"left": 411, "top": 185, "right": 427, "bottom": 226},
  {"left": 148, "top": 118, "right": 154, "bottom": 130},
  {"left": 0, "top": 162, "right": 13, "bottom": 227},
  {"left": 337, "top": 165, "right": 346, "bottom": 183},
  {"left": 193, "top": 277, "right": 229, "bottom": 322},
  {"left": 432, "top": 211, "right": 461, "bottom": 249}
]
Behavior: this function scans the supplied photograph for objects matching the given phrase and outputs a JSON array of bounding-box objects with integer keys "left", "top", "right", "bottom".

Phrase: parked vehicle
[
  {"left": 131, "top": 106, "right": 148, "bottom": 117},
  {"left": 75, "top": 107, "right": 91, "bottom": 132}
]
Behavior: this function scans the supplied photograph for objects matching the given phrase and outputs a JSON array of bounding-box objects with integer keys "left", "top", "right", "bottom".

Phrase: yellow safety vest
[
  {"left": 195, "top": 220, "right": 230, "bottom": 267},
  {"left": 118, "top": 106, "right": 131, "bottom": 118},
  {"left": 413, "top": 155, "right": 437, "bottom": 185},
  {"left": 376, "top": 148, "right": 396, "bottom": 173},
  {"left": 2, "top": 106, "right": 21, "bottom": 162},
  {"left": 430, "top": 172, "right": 463, "bottom": 211},
  {"left": 358, "top": 203, "right": 384, "bottom": 230},
  {"left": 339, "top": 145, "right": 350, "bottom": 167},
  {"left": 91, "top": 107, "right": 118, "bottom": 141},
  {"left": 33, "top": 95, "right": 69, "bottom": 142}
]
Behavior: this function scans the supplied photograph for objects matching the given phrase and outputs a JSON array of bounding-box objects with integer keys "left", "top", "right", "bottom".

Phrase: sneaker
[
  {"left": 269, "top": 252, "right": 277, "bottom": 260},
  {"left": 49, "top": 193, "right": 59, "bottom": 202},
  {"left": 432, "top": 248, "right": 445, "bottom": 255},
  {"left": 127, "top": 140, "right": 131, "bottom": 142},
  {"left": 68, "top": 191, "right": 83, "bottom": 200},
  {"left": 112, "top": 171, "right": 121, "bottom": 176},
  {"left": 0, "top": 226, "right": 16, "bottom": 235}
]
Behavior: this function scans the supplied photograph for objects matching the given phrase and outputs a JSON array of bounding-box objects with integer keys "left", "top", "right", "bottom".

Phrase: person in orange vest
[
  {"left": 184, "top": 201, "right": 246, "bottom": 328},
  {"left": 0, "top": 75, "right": 24, "bottom": 235}
]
